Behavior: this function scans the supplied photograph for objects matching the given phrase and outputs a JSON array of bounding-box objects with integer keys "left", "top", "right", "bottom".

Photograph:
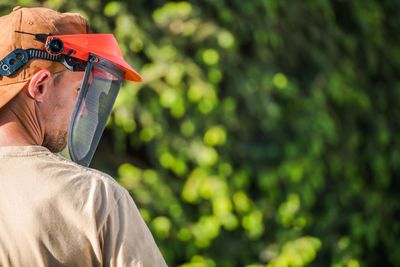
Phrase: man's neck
[
  {"left": 0, "top": 117, "right": 39, "bottom": 147},
  {"left": 0, "top": 91, "right": 45, "bottom": 147}
]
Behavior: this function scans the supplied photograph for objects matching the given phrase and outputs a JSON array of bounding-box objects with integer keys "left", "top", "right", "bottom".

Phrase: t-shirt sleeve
[{"left": 99, "top": 188, "right": 168, "bottom": 267}]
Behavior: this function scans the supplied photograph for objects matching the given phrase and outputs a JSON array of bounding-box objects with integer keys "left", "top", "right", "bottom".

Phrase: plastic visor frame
[{"left": 67, "top": 54, "right": 125, "bottom": 166}]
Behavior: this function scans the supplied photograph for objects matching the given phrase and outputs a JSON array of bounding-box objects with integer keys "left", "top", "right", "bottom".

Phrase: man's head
[
  {"left": 0, "top": 6, "right": 142, "bottom": 166},
  {"left": 0, "top": 7, "right": 90, "bottom": 151}
]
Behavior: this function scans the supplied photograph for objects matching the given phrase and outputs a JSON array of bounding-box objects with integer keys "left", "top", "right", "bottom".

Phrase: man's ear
[{"left": 27, "top": 69, "right": 52, "bottom": 102}]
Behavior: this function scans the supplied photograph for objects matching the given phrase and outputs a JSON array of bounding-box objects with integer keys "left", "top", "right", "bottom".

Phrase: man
[{"left": 0, "top": 6, "right": 167, "bottom": 267}]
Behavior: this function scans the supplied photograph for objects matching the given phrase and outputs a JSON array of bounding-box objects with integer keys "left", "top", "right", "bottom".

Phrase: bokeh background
[{"left": 1, "top": 0, "right": 399, "bottom": 266}]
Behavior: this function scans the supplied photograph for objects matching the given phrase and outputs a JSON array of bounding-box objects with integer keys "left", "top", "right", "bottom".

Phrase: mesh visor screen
[{"left": 68, "top": 59, "right": 123, "bottom": 166}]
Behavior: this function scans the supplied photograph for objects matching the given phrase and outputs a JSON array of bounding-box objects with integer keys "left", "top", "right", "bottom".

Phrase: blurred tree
[{"left": 1, "top": 0, "right": 399, "bottom": 266}]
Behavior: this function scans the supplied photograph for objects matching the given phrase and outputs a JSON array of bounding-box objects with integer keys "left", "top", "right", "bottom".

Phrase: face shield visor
[{"left": 67, "top": 54, "right": 124, "bottom": 167}]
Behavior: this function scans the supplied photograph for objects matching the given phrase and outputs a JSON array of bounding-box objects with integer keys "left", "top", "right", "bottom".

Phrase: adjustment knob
[{"left": 45, "top": 37, "right": 64, "bottom": 55}]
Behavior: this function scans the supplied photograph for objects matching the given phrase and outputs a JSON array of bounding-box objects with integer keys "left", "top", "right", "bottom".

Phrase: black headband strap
[
  {"left": 0, "top": 48, "right": 62, "bottom": 77},
  {"left": 0, "top": 48, "right": 86, "bottom": 77}
]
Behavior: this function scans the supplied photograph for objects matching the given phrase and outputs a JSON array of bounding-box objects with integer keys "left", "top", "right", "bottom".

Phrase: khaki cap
[{"left": 0, "top": 6, "right": 90, "bottom": 109}]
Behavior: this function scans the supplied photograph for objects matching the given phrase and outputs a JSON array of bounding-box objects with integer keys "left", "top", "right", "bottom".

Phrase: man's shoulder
[
  {"left": 0, "top": 145, "right": 130, "bottom": 213},
  {"left": 50, "top": 153, "right": 114, "bottom": 181},
  {"left": 0, "top": 146, "right": 131, "bottom": 228},
  {"left": 47, "top": 154, "right": 125, "bottom": 193},
  {"left": 41, "top": 153, "right": 132, "bottom": 219}
]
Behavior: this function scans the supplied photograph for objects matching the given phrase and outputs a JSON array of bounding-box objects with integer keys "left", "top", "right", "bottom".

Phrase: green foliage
[{"left": 1, "top": 0, "right": 399, "bottom": 266}]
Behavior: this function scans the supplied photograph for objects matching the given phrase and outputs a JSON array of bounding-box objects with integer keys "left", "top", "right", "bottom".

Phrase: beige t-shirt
[{"left": 0, "top": 146, "right": 167, "bottom": 267}]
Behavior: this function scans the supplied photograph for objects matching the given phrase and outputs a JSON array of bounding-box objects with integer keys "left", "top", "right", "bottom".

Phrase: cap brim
[{"left": 0, "top": 81, "right": 27, "bottom": 109}]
